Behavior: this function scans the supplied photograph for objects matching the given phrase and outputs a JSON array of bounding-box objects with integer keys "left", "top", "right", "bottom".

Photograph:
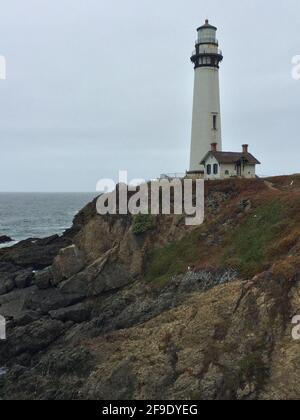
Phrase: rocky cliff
[{"left": 1, "top": 175, "right": 300, "bottom": 400}]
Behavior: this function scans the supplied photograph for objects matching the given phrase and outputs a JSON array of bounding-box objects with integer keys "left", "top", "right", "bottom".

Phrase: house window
[
  {"left": 225, "top": 170, "right": 229, "bottom": 176},
  {"left": 207, "top": 164, "right": 211, "bottom": 175},
  {"left": 213, "top": 115, "right": 217, "bottom": 130},
  {"left": 213, "top": 164, "right": 218, "bottom": 175}
]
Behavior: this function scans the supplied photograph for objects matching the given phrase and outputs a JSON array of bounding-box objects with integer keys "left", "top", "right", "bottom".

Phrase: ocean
[{"left": 0, "top": 193, "right": 97, "bottom": 247}]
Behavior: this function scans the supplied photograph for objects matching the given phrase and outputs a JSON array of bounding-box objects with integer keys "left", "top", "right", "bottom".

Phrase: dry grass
[{"left": 145, "top": 179, "right": 300, "bottom": 285}]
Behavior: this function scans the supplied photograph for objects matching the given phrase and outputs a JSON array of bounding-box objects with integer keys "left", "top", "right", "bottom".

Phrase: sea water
[{"left": 0, "top": 193, "right": 96, "bottom": 247}]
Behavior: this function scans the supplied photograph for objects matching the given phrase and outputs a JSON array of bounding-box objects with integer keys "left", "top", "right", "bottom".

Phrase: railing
[
  {"left": 196, "top": 37, "right": 218, "bottom": 45},
  {"left": 191, "top": 49, "right": 223, "bottom": 57},
  {"left": 160, "top": 173, "right": 186, "bottom": 180}
]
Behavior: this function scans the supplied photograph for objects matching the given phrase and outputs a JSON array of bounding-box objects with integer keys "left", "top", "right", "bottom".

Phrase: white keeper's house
[
  {"left": 201, "top": 143, "right": 260, "bottom": 180},
  {"left": 187, "top": 19, "right": 261, "bottom": 180}
]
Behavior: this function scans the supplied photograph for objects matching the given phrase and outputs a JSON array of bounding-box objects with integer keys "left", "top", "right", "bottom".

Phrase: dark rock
[
  {"left": 0, "top": 235, "right": 72, "bottom": 270},
  {"left": 14, "top": 269, "right": 33, "bottom": 289},
  {"left": 23, "top": 287, "right": 85, "bottom": 314},
  {"left": 0, "top": 286, "right": 37, "bottom": 319},
  {"left": 0, "top": 262, "right": 19, "bottom": 274},
  {"left": 59, "top": 274, "right": 89, "bottom": 298},
  {"left": 64, "top": 197, "right": 98, "bottom": 238},
  {"left": 49, "top": 303, "right": 91, "bottom": 323},
  {"left": 38, "top": 347, "right": 93, "bottom": 376},
  {"left": 91, "top": 262, "right": 133, "bottom": 296},
  {"left": 6, "top": 365, "right": 26, "bottom": 381},
  {"left": 0, "top": 275, "right": 15, "bottom": 295},
  {"left": 0, "top": 319, "right": 65, "bottom": 361},
  {"left": 86, "top": 357, "right": 136, "bottom": 400},
  {"left": 0, "top": 263, "right": 18, "bottom": 295},
  {"left": 34, "top": 267, "right": 53, "bottom": 290},
  {"left": 14, "top": 311, "right": 41, "bottom": 327},
  {"left": 0, "top": 235, "right": 12, "bottom": 244}
]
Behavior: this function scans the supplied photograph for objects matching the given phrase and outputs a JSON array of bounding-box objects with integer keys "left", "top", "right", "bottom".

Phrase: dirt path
[{"left": 264, "top": 180, "right": 279, "bottom": 191}]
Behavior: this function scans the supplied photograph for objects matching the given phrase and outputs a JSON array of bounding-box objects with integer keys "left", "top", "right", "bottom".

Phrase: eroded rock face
[
  {"left": 2, "top": 266, "right": 299, "bottom": 401},
  {"left": 58, "top": 251, "right": 134, "bottom": 298},
  {"left": 1, "top": 177, "right": 300, "bottom": 400}
]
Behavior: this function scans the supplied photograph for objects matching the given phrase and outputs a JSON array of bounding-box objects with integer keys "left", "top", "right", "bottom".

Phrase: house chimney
[
  {"left": 242, "top": 144, "right": 248, "bottom": 154},
  {"left": 205, "top": 19, "right": 209, "bottom": 25},
  {"left": 211, "top": 143, "right": 218, "bottom": 152}
]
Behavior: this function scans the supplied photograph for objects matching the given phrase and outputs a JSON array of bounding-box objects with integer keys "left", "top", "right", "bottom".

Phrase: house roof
[{"left": 201, "top": 151, "right": 261, "bottom": 165}]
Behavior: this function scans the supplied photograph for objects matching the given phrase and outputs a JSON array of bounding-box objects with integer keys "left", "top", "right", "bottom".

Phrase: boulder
[
  {"left": 49, "top": 303, "right": 91, "bottom": 323},
  {"left": 0, "top": 262, "right": 18, "bottom": 295},
  {"left": 0, "top": 286, "right": 37, "bottom": 319},
  {"left": 14, "top": 269, "right": 33, "bottom": 289},
  {"left": 57, "top": 254, "right": 109, "bottom": 297},
  {"left": 34, "top": 267, "right": 53, "bottom": 290},
  {"left": 51, "top": 245, "right": 85, "bottom": 286}
]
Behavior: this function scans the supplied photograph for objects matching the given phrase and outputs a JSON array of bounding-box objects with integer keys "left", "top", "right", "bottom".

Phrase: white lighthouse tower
[{"left": 189, "top": 20, "right": 223, "bottom": 173}]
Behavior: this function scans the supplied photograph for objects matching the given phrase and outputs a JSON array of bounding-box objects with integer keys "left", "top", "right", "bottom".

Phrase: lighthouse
[{"left": 189, "top": 20, "right": 223, "bottom": 173}]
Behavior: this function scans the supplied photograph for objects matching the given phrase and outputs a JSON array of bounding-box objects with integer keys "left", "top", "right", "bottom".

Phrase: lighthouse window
[
  {"left": 213, "top": 164, "right": 219, "bottom": 175},
  {"left": 207, "top": 164, "right": 212, "bottom": 175},
  {"left": 213, "top": 115, "right": 217, "bottom": 130}
]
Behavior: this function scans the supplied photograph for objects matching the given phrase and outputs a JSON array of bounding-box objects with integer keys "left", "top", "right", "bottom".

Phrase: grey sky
[{"left": 0, "top": 0, "right": 299, "bottom": 192}]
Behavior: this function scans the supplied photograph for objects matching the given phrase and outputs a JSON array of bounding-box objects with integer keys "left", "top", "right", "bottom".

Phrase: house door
[{"left": 236, "top": 162, "right": 242, "bottom": 177}]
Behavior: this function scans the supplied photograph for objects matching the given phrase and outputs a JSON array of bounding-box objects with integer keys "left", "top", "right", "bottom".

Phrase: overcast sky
[{"left": 0, "top": 0, "right": 299, "bottom": 192}]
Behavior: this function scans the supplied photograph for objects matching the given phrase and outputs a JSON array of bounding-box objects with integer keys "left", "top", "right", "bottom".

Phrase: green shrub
[{"left": 132, "top": 214, "right": 155, "bottom": 235}]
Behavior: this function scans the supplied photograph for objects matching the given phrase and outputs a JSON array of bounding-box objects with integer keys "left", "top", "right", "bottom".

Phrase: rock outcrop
[
  {"left": 1, "top": 176, "right": 300, "bottom": 400},
  {"left": 0, "top": 236, "right": 12, "bottom": 245}
]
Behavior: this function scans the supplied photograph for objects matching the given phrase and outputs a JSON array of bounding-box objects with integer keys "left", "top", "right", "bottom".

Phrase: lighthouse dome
[{"left": 197, "top": 19, "right": 217, "bottom": 31}]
